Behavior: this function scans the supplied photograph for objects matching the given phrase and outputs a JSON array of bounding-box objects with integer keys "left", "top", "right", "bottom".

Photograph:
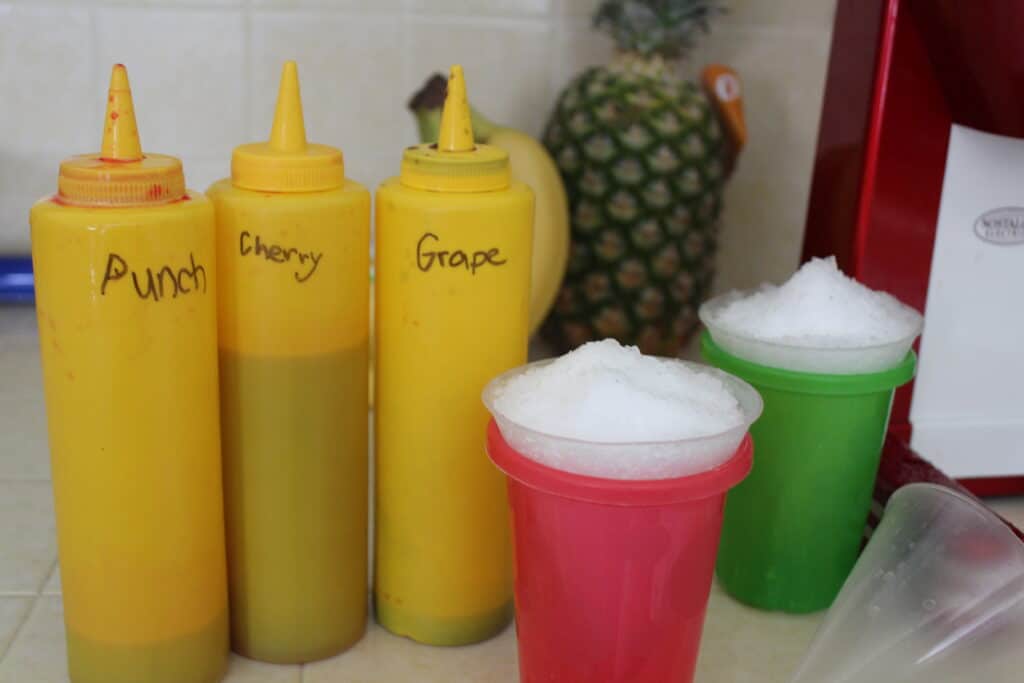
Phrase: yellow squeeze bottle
[
  {"left": 30, "top": 65, "right": 228, "bottom": 683},
  {"left": 207, "top": 61, "right": 370, "bottom": 663},
  {"left": 374, "top": 65, "right": 534, "bottom": 645}
]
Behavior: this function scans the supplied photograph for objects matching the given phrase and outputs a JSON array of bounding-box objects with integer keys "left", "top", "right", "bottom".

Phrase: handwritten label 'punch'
[{"left": 101, "top": 252, "right": 207, "bottom": 301}]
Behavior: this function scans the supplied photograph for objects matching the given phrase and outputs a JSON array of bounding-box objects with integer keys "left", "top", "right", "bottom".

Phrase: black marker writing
[
  {"left": 101, "top": 253, "right": 127, "bottom": 295},
  {"left": 100, "top": 252, "right": 207, "bottom": 301},
  {"left": 240, "top": 230, "right": 323, "bottom": 283},
  {"left": 416, "top": 232, "right": 507, "bottom": 275}
]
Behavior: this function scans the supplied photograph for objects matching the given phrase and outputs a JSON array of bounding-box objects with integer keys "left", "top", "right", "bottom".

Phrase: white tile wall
[
  {"left": 0, "top": 598, "right": 31, "bottom": 658},
  {"left": 406, "top": 15, "right": 554, "bottom": 137},
  {"left": 555, "top": 0, "right": 601, "bottom": 16},
  {"left": 303, "top": 620, "right": 518, "bottom": 682},
  {"left": 0, "top": 482, "right": 55, "bottom": 595},
  {"left": 408, "top": 0, "right": 552, "bottom": 16},
  {"left": 0, "top": 340, "right": 49, "bottom": 481},
  {"left": 699, "top": 23, "right": 833, "bottom": 293},
  {"left": 0, "top": 596, "right": 66, "bottom": 683},
  {"left": 93, "top": 6, "right": 246, "bottom": 189},
  {"left": 41, "top": 566, "right": 59, "bottom": 596},
  {"left": 721, "top": 0, "right": 835, "bottom": 30},
  {"left": 548, "top": 16, "right": 615, "bottom": 102},
  {"left": 251, "top": 0, "right": 402, "bottom": 9},
  {"left": 0, "top": 3, "right": 96, "bottom": 249},
  {"left": 248, "top": 7, "right": 411, "bottom": 191},
  {"left": 0, "top": 0, "right": 837, "bottom": 295}
]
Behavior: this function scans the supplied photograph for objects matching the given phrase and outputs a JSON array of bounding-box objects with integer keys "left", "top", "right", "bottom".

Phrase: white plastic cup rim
[
  {"left": 482, "top": 357, "right": 764, "bottom": 481},
  {"left": 699, "top": 290, "right": 924, "bottom": 375}
]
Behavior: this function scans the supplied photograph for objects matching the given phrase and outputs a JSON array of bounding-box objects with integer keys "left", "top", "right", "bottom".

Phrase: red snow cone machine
[{"left": 803, "top": 0, "right": 1024, "bottom": 524}]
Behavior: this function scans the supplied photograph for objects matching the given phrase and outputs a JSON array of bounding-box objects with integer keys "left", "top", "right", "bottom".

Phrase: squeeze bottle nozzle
[
  {"left": 58, "top": 64, "right": 185, "bottom": 206},
  {"left": 101, "top": 64, "right": 143, "bottom": 162},
  {"left": 399, "top": 64, "right": 508, "bottom": 192},
  {"left": 231, "top": 60, "right": 343, "bottom": 192},
  {"left": 438, "top": 65, "right": 474, "bottom": 153},
  {"left": 269, "top": 61, "right": 308, "bottom": 154}
]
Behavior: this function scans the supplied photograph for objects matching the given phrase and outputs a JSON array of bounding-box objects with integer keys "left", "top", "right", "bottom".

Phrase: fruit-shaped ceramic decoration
[{"left": 542, "top": 0, "right": 746, "bottom": 356}]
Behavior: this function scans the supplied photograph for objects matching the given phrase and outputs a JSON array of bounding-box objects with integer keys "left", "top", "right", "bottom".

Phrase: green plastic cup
[{"left": 701, "top": 332, "right": 916, "bottom": 613}]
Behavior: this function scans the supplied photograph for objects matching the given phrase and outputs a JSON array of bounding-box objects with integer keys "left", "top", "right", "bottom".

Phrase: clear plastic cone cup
[{"left": 790, "top": 483, "right": 1024, "bottom": 683}]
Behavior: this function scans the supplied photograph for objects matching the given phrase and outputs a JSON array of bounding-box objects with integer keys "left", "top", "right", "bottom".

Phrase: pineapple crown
[{"left": 594, "top": 0, "right": 726, "bottom": 59}]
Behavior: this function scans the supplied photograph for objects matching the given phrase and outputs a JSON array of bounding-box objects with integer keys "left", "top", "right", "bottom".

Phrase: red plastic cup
[{"left": 486, "top": 419, "right": 755, "bottom": 683}]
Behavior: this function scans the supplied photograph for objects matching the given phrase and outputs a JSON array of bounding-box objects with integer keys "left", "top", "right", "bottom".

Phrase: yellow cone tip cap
[
  {"left": 232, "top": 60, "right": 344, "bottom": 192},
  {"left": 58, "top": 64, "right": 186, "bottom": 206},
  {"left": 101, "top": 64, "right": 142, "bottom": 161},
  {"left": 438, "top": 65, "right": 474, "bottom": 152},
  {"left": 269, "top": 61, "right": 307, "bottom": 153},
  {"left": 401, "top": 64, "right": 509, "bottom": 192}
]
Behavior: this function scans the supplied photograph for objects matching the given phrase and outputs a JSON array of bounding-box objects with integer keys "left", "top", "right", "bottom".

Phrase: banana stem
[
  {"left": 409, "top": 74, "right": 500, "bottom": 143},
  {"left": 413, "top": 109, "right": 443, "bottom": 144},
  {"left": 467, "top": 107, "right": 498, "bottom": 141}
]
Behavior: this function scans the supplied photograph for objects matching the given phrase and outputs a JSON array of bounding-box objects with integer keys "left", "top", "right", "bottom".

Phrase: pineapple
[{"left": 542, "top": 0, "right": 743, "bottom": 356}]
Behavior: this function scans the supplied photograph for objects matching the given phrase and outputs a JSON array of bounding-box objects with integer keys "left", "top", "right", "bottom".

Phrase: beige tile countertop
[{"left": 2, "top": 304, "right": 1023, "bottom": 682}]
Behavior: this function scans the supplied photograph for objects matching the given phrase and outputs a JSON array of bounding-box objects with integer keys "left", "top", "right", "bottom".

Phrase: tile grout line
[
  {"left": 711, "top": 21, "right": 832, "bottom": 41},
  {"left": 86, "top": 0, "right": 102, "bottom": 153},
  {"left": 242, "top": 0, "right": 252, "bottom": 141},
  {"left": 548, "top": 12, "right": 569, "bottom": 113},
  {"left": 3, "top": 1, "right": 250, "bottom": 10},
  {"left": 249, "top": 5, "right": 407, "bottom": 21},
  {"left": 36, "top": 557, "right": 58, "bottom": 596},
  {"left": 0, "top": 594, "right": 37, "bottom": 664},
  {"left": 406, "top": 11, "right": 550, "bottom": 29}
]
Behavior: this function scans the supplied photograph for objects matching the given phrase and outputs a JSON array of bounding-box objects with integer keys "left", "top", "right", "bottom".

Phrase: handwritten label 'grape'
[{"left": 416, "top": 232, "right": 506, "bottom": 275}]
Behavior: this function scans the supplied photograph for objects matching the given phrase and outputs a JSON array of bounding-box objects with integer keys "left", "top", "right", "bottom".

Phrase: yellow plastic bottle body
[
  {"left": 30, "top": 195, "right": 228, "bottom": 683},
  {"left": 207, "top": 179, "right": 370, "bottom": 663},
  {"left": 374, "top": 178, "right": 533, "bottom": 645}
]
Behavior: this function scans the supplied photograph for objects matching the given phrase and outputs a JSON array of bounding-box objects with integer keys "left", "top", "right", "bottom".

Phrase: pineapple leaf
[{"left": 594, "top": 0, "right": 727, "bottom": 59}]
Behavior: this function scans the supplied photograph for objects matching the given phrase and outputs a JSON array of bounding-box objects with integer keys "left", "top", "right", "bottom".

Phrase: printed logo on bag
[{"left": 974, "top": 207, "right": 1024, "bottom": 245}]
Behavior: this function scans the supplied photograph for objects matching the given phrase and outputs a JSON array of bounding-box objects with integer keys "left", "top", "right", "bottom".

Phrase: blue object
[{"left": 0, "top": 257, "right": 34, "bottom": 304}]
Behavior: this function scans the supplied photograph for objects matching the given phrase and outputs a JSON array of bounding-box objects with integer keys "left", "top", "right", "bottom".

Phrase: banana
[
  {"left": 485, "top": 127, "right": 570, "bottom": 334},
  {"left": 409, "top": 75, "right": 570, "bottom": 335}
]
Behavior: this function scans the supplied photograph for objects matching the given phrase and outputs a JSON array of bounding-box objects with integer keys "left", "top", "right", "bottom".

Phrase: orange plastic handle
[{"left": 702, "top": 64, "right": 747, "bottom": 155}]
